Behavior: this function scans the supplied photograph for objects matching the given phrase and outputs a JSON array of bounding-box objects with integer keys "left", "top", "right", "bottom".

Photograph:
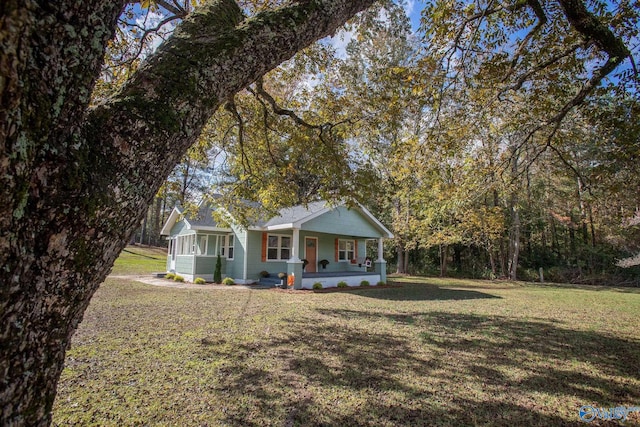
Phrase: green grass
[
  {"left": 110, "top": 245, "right": 167, "bottom": 275},
  {"left": 53, "top": 276, "right": 640, "bottom": 426}
]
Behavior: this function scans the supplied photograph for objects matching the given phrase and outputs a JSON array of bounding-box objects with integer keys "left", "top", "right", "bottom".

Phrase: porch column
[
  {"left": 375, "top": 237, "right": 387, "bottom": 284},
  {"left": 287, "top": 227, "right": 303, "bottom": 289},
  {"left": 290, "top": 227, "right": 301, "bottom": 262}
]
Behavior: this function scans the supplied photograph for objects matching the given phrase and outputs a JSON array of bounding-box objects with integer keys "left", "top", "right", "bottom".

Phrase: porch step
[{"left": 258, "top": 276, "right": 284, "bottom": 286}]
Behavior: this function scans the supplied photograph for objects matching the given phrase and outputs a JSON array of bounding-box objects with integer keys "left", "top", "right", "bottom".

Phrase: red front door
[{"left": 305, "top": 237, "right": 317, "bottom": 273}]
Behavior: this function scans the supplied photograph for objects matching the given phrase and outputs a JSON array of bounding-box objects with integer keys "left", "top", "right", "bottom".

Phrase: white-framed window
[
  {"left": 197, "top": 236, "right": 208, "bottom": 255},
  {"left": 221, "top": 234, "right": 234, "bottom": 260},
  {"left": 267, "top": 234, "right": 291, "bottom": 261},
  {"left": 177, "top": 234, "right": 195, "bottom": 255},
  {"left": 338, "top": 239, "right": 355, "bottom": 262}
]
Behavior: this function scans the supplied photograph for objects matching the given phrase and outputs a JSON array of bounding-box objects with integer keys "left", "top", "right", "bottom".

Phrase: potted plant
[{"left": 278, "top": 272, "right": 287, "bottom": 288}]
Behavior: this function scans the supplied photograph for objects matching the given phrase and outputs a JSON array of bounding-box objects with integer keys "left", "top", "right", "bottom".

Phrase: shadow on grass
[
  {"left": 356, "top": 283, "right": 502, "bottom": 301},
  {"left": 197, "top": 307, "right": 639, "bottom": 426}
]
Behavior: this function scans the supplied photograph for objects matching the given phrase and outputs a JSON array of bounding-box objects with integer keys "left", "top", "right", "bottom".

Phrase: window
[
  {"left": 220, "top": 234, "right": 234, "bottom": 259},
  {"left": 338, "top": 239, "right": 355, "bottom": 261},
  {"left": 197, "top": 236, "right": 207, "bottom": 255},
  {"left": 267, "top": 234, "right": 291, "bottom": 261},
  {"left": 177, "top": 234, "right": 195, "bottom": 255}
]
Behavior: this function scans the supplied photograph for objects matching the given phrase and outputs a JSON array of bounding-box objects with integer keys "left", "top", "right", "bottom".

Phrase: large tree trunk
[
  {"left": 0, "top": 0, "right": 376, "bottom": 424},
  {"left": 396, "top": 242, "right": 406, "bottom": 274},
  {"left": 507, "top": 147, "right": 520, "bottom": 281},
  {"left": 439, "top": 244, "right": 449, "bottom": 277}
]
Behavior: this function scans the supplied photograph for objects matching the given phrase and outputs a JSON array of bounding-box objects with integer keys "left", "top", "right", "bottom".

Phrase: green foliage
[
  {"left": 214, "top": 254, "right": 222, "bottom": 284},
  {"left": 360, "top": 280, "right": 370, "bottom": 286},
  {"left": 312, "top": 282, "right": 323, "bottom": 290},
  {"left": 194, "top": 277, "right": 206, "bottom": 285},
  {"left": 222, "top": 277, "right": 235, "bottom": 286},
  {"left": 337, "top": 281, "right": 348, "bottom": 288},
  {"left": 376, "top": 281, "right": 386, "bottom": 286},
  {"left": 165, "top": 273, "right": 176, "bottom": 280},
  {"left": 174, "top": 275, "right": 185, "bottom": 283},
  {"left": 259, "top": 270, "right": 270, "bottom": 278}
]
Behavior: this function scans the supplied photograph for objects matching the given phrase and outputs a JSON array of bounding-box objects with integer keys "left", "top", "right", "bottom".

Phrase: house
[{"left": 160, "top": 200, "right": 393, "bottom": 289}]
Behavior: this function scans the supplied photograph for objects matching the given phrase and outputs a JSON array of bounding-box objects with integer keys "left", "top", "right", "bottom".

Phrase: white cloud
[
  {"left": 327, "top": 27, "right": 357, "bottom": 59},
  {"left": 404, "top": 0, "right": 416, "bottom": 16}
]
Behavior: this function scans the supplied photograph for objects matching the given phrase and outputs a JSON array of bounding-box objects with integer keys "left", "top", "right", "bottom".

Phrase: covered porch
[
  {"left": 254, "top": 202, "right": 393, "bottom": 289},
  {"left": 281, "top": 224, "right": 390, "bottom": 289}
]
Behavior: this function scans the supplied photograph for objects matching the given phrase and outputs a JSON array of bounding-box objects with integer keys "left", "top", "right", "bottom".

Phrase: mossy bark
[{"left": 0, "top": 0, "right": 376, "bottom": 424}]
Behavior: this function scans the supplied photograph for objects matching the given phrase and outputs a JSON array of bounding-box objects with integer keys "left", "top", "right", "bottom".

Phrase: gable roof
[
  {"left": 259, "top": 201, "right": 394, "bottom": 238},
  {"left": 159, "top": 204, "right": 232, "bottom": 235},
  {"left": 259, "top": 201, "right": 328, "bottom": 228},
  {"left": 161, "top": 199, "right": 393, "bottom": 239}
]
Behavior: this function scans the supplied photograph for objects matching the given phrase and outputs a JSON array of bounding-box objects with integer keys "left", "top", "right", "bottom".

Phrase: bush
[
  {"left": 214, "top": 254, "right": 222, "bottom": 284},
  {"left": 222, "top": 277, "right": 235, "bottom": 286},
  {"left": 194, "top": 277, "right": 206, "bottom": 285},
  {"left": 337, "top": 281, "right": 348, "bottom": 288},
  {"left": 277, "top": 272, "right": 287, "bottom": 279},
  {"left": 376, "top": 281, "right": 386, "bottom": 286},
  {"left": 259, "top": 270, "right": 270, "bottom": 278},
  {"left": 312, "top": 282, "right": 323, "bottom": 290},
  {"left": 164, "top": 273, "right": 175, "bottom": 280},
  {"left": 360, "top": 280, "right": 370, "bottom": 286},
  {"left": 174, "top": 275, "right": 185, "bottom": 283}
]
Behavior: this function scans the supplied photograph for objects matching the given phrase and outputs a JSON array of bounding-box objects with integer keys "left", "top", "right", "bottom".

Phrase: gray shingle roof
[
  {"left": 262, "top": 201, "right": 328, "bottom": 227},
  {"left": 185, "top": 204, "right": 221, "bottom": 228}
]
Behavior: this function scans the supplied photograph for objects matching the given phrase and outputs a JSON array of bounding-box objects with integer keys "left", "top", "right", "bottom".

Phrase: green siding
[
  {"left": 302, "top": 207, "right": 382, "bottom": 237},
  {"left": 170, "top": 219, "right": 190, "bottom": 236},
  {"left": 175, "top": 255, "right": 194, "bottom": 275},
  {"left": 245, "top": 230, "right": 289, "bottom": 281},
  {"left": 195, "top": 256, "right": 225, "bottom": 276},
  {"left": 228, "top": 226, "right": 246, "bottom": 280}
]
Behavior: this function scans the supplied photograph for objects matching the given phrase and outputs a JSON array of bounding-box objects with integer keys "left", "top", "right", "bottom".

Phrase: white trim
[
  {"left": 266, "top": 233, "right": 293, "bottom": 261},
  {"left": 197, "top": 235, "right": 208, "bottom": 255},
  {"left": 337, "top": 238, "right": 356, "bottom": 262},
  {"left": 191, "top": 225, "right": 233, "bottom": 232},
  {"left": 301, "top": 274, "right": 380, "bottom": 289},
  {"left": 160, "top": 207, "right": 183, "bottom": 236},
  {"left": 290, "top": 228, "right": 301, "bottom": 262},
  {"left": 356, "top": 204, "right": 394, "bottom": 238},
  {"left": 264, "top": 223, "right": 294, "bottom": 231},
  {"left": 225, "top": 234, "right": 235, "bottom": 260}
]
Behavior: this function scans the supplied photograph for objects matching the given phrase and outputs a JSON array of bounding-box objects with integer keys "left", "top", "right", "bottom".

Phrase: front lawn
[
  {"left": 110, "top": 245, "right": 167, "bottom": 275},
  {"left": 53, "top": 277, "right": 640, "bottom": 426}
]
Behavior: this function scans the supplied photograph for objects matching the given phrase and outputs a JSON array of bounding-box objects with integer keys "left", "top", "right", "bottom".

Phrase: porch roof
[{"left": 255, "top": 202, "right": 393, "bottom": 238}]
